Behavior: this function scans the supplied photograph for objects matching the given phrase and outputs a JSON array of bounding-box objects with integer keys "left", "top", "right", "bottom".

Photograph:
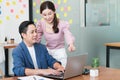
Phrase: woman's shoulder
[
  {"left": 59, "top": 20, "right": 69, "bottom": 28},
  {"left": 36, "top": 19, "right": 46, "bottom": 29},
  {"left": 37, "top": 19, "right": 45, "bottom": 24},
  {"left": 59, "top": 20, "right": 69, "bottom": 24}
]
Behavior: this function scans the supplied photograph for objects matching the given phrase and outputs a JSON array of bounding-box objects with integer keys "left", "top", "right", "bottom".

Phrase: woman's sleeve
[
  {"left": 62, "top": 21, "right": 75, "bottom": 45},
  {"left": 36, "top": 20, "right": 43, "bottom": 43}
]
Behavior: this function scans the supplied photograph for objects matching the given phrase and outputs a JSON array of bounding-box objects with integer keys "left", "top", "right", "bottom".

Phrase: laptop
[{"left": 44, "top": 53, "right": 88, "bottom": 80}]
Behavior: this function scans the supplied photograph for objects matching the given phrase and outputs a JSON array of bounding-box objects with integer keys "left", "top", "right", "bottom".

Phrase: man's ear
[{"left": 21, "top": 33, "right": 26, "bottom": 39}]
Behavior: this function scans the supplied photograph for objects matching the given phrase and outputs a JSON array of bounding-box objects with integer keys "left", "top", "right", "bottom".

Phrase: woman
[{"left": 36, "top": 1, "right": 75, "bottom": 68}]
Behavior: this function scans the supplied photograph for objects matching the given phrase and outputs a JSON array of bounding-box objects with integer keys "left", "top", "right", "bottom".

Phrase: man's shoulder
[
  {"left": 36, "top": 19, "right": 45, "bottom": 25},
  {"left": 59, "top": 19, "right": 67, "bottom": 22},
  {"left": 13, "top": 43, "right": 23, "bottom": 52},
  {"left": 13, "top": 41, "right": 26, "bottom": 52}
]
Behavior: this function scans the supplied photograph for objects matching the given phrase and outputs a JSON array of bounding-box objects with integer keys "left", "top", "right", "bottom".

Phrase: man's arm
[
  {"left": 53, "top": 62, "right": 65, "bottom": 73},
  {"left": 25, "top": 68, "right": 63, "bottom": 76}
]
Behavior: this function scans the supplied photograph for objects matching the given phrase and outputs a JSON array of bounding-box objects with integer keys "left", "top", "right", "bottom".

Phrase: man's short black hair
[{"left": 19, "top": 21, "right": 35, "bottom": 38}]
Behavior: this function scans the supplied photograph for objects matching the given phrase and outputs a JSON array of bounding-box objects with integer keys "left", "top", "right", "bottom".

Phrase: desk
[
  {"left": 4, "top": 67, "right": 120, "bottom": 80},
  {"left": 105, "top": 42, "right": 120, "bottom": 67},
  {"left": 4, "top": 44, "right": 17, "bottom": 77},
  {"left": 67, "top": 66, "right": 120, "bottom": 80}
]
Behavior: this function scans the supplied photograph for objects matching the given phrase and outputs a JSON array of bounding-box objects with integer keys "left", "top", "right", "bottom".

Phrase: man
[{"left": 12, "top": 21, "right": 64, "bottom": 76}]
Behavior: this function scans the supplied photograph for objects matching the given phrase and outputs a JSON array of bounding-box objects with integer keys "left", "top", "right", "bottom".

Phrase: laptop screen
[
  {"left": 64, "top": 53, "right": 88, "bottom": 79},
  {"left": 44, "top": 53, "right": 88, "bottom": 79}
]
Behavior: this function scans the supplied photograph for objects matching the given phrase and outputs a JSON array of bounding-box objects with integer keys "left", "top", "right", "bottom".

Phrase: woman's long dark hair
[{"left": 40, "top": 1, "right": 59, "bottom": 33}]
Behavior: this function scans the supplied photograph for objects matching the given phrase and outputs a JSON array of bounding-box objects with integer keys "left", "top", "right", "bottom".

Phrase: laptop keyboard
[
  {"left": 50, "top": 72, "right": 64, "bottom": 77},
  {"left": 44, "top": 72, "right": 64, "bottom": 79}
]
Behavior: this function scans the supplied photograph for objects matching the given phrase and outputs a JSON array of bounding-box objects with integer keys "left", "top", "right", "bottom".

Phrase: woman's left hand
[{"left": 68, "top": 43, "right": 76, "bottom": 52}]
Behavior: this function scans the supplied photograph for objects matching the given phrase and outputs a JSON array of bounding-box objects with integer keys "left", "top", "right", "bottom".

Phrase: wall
[
  {"left": 0, "top": 0, "right": 30, "bottom": 42},
  {"left": 80, "top": 0, "right": 120, "bottom": 68},
  {"left": 0, "top": 0, "right": 29, "bottom": 74}
]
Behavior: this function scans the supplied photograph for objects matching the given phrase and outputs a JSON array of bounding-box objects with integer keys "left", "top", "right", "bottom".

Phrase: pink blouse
[{"left": 36, "top": 20, "right": 75, "bottom": 49}]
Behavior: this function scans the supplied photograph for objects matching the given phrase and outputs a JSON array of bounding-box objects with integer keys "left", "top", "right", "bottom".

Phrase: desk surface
[
  {"left": 4, "top": 43, "right": 17, "bottom": 49},
  {"left": 3, "top": 67, "right": 120, "bottom": 80},
  {"left": 105, "top": 42, "right": 120, "bottom": 67},
  {"left": 105, "top": 42, "right": 120, "bottom": 47},
  {"left": 68, "top": 67, "right": 120, "bottom": 80},
  {"left": 0, "top": 43, "right": 17, "bottom": 49}
]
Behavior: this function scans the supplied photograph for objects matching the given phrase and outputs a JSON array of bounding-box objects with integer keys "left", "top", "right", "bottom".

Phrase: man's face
[{"left": 22, "top": 24, "right": 37, "bottom": 46}]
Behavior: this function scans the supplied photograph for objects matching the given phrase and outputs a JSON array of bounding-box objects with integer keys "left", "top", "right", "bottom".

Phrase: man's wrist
[{"left": 54, "top": 62, "right": 61, "bottom": 69}]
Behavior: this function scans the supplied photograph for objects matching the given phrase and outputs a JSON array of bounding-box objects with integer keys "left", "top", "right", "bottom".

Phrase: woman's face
[{"left": 41, "top": 8, "right": 55, "bottom": 24}]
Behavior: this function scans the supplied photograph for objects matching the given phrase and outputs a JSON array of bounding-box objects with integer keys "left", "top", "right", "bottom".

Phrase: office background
[{"left": 0, "top": 0, "right": 120, "bottom": 75}]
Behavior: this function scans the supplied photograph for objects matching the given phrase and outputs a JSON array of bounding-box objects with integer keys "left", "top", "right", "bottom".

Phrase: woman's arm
[
  {"left": 68, "top": 43, "right": 76, "bottom": 52},
  {"left": 62, "top": 21, "right": 75, "bottom": 52},
  {"left": 36, "top": 20, "right": 43, "bottom": 43}
]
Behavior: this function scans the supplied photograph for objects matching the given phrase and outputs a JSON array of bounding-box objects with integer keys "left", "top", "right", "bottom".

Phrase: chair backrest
[{"left": 0, "top": 46, "right": 5, "bottom": 64}]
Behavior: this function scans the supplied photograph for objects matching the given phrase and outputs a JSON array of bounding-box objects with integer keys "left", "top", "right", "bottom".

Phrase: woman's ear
[{"left": 40, "top": 14, "right": 43, "bottom": 17}]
